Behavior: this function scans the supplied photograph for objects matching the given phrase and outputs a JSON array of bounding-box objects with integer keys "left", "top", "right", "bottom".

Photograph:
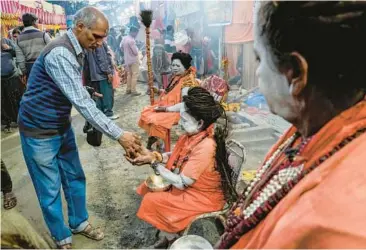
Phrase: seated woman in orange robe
[
  {"left": 138, "top": 52, "right": 199, "bottom": 149},
  {"left": 129, "top": 87, "right": 236, "bottom": 248},
  {"left": 215, "top": 2, "right": 366, "bottom": 249}
]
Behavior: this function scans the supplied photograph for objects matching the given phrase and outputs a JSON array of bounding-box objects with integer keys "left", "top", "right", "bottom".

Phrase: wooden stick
[
  {"left": 145, "top": 27, "right": 154, "bottom": 105},
  {"left": 140, "top": 10, "right": 154, "bottom": 105}
]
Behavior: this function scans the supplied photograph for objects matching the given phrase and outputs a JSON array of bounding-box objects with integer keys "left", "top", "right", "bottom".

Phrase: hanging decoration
[
  {"left": 0, "top": 12, "right": 21, "bottom": 26},
  {"left": 1, "top": 12, "right": 21, "bottom": 37}
]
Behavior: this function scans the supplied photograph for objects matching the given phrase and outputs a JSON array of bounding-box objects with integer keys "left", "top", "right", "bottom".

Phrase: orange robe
[
  {"left": 231, "top": 98, "right": 366, "bottom": 248},
  {"left": 136, "top": 131, "right": 225, "bottom": 233},
  {"left": 138, "top": 68, "right": 198, "bottom": 140}
]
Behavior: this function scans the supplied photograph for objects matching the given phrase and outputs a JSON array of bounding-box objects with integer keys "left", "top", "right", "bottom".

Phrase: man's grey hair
[{"left": 73, "top": 7, "right": 107, "bottom": 28}]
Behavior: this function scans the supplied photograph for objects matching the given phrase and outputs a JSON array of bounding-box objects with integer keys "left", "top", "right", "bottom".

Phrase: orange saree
[
  {"left": 223, "top": 97, "right": 366, "bottom": 248},
  {"left": 138, "top": 68, "right": 198, "bottom": 140},
  {"left": 136, "top": 127, "right": 225, "bottom": 233}
]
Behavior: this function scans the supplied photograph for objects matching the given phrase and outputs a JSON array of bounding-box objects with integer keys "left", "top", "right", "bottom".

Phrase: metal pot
[
  {"left": 145, "top": 174, "right": 172, "bottom": 192},
  {"left": 169, "top": 235, "right": 213, "bottom": 249}
]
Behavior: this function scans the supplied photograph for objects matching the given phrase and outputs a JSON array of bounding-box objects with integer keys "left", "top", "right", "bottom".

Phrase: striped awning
[{"left": 0, "top": 0, "right": 20, "bottom": 14}]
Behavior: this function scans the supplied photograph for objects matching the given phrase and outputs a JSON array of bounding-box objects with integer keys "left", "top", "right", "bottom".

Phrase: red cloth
[
  {"left": 201, "top": 75, "right": 229, "bottom": 98},
  {"left": 112, "top": 69, "right": 120, "bottom": 89}
]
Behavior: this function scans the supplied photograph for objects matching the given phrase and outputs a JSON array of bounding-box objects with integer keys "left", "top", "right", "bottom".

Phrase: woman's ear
[{"left": 288, "top": 52, "right": 308, "bottom": 97}]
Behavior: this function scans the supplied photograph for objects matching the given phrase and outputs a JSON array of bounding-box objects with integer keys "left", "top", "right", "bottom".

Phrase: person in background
[
  {"left": 152, "top": 39, "right": 170, "bottom": 90},
  {"left": 85, "top": 40, "right": 119, "bottom": 120},
  {"left": 128, "top": 16, "right": 141, "bottom": 31},
  {"left": 189, "top": 29, "right": 203, "bottom": 78},
  {"left": 121, "top": 26, "right": 141, "bottom": 96},
  {"left": 164, "top": 25, "right": 176, "bottom": 53},
  {"left": 117, "top": 26, "right": 126, "bottom": 47},
  {"left": 116, "top": 26, "right": 126, "bottom": 65},
  {"left": 18, "top": 7, "right": 141, "bottom": 248},
  {"left": 1, "top": 160, "right": 17, "bottom": 210},
  {"left": 181, "top": 28, "right": 193, "bottom": 54},
  {"left": 1, "top": 34, "right": 24, "bottom": 133},
  {"left": 15, "top": 13, "right": 51, "bottom": 78},
  {"left": 48, "top": 30, "right": 55, "bottom": 39},
  {"left": 11, "top": 28, "right": 21, "bottom": 42},
  {"left": 202, "top": 36, "right": 217, "bottom": 77},
  {"left": 139, "top": 52, "right": 199, "bottom": 150},
  {"left": 228, "top": 51, "right": 243, "bottom": 86},
  {"left": 107, "top": 27, "right": 118, "bottom": 54},
  {"left": 55, "top": 29, "right": 61, "bottom": 38}
]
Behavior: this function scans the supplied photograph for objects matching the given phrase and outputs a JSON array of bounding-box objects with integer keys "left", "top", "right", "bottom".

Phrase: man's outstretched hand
[{"left": 118, "top": 132, "right": 142, "bottom": 158}]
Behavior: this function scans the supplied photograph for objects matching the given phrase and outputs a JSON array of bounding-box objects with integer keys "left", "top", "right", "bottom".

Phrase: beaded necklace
[
  {"left": 218, "top": 128, "right": 366, "bottom": 249},
  {"left": 171, "top": 132, "right": 209, "bottom": 171}
]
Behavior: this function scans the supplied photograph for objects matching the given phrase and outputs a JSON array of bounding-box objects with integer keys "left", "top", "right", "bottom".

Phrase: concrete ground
[{"left": 1, "top": 83, "right": 269, "bottom": 248}]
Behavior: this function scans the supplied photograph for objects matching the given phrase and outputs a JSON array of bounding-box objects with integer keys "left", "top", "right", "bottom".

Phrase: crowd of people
[{"left": 1, "top": 1, "right": 366, "bottom": 249}]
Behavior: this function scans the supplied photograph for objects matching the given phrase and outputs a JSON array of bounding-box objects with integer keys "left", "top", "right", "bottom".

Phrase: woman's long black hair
[{"left": 183, "top": 87, "right": 238, "bottom": 204}]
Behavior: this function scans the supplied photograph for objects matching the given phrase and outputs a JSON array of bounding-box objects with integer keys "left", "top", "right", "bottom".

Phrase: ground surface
[{"left": 1, "top": 83, "right": 267, "bottom": 249}]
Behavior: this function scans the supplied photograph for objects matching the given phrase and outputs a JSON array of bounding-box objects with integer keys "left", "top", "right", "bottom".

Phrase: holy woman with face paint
[
  {"left": 216, "top": 1, "right": 366, "bottom": 249},
  {"left": 138, "top": 51, "right": 200, "bottom": 150},
  {"left": 130, "top": 87, "right": 234, "bottom": 248}
]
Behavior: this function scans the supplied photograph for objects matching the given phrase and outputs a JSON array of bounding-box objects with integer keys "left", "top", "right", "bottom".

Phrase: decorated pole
[
  {"left": 140, "top": 10, "right": 154, "bottom": 105},
  {"left": 221, "top": 26, "right": 229, "bottom": 82},
  {"left": 222, "top": 57, "right": 229, "bottom": 82}
]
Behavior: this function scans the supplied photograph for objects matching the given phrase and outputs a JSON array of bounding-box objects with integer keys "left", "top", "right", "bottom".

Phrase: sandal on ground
[
  {"left": 73, "top": 223, "right": 104, "bottom": 241},
  {"left": 57, "top": 243, "right": 72, "bottom": 249},
  {"left": 4, "top": 127, "right": 12, "bottom": 134},
  {"left": 3, "top": 192, "right": 17, "bottom": 210}
]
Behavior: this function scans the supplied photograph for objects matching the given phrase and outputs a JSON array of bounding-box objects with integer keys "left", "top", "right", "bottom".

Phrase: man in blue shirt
[
  {"left": 18, "top": 7, "right": 141, "bottom": 248},
  {"left": 85, "top": 40, "right": 118, "bottom": 119},
  {"left": 1, "top": 36, "right": 24, "bottom": 133}
]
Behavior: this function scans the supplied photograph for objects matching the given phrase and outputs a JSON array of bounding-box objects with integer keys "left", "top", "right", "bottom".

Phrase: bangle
[
  {"left": 152, "top": 151, "right": 163, "bottom": 163},
  {"left": 151, "top": 161, "right": 160, "bottom": 175}
]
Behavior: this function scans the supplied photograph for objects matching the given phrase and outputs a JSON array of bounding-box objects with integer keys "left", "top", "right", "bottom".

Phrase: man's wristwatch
[{"left": 151, "top": 161, "right": 160, "bottom": 176}]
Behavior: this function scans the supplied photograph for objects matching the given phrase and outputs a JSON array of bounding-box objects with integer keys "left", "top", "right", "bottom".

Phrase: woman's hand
[
  {"left": 154, "top": 106, "right": 167, "bottom": 112},
  {"left": 126, "top": 146, "right": 154, "bottom": 166}
]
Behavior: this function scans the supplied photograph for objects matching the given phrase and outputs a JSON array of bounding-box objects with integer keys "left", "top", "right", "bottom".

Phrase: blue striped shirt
[{"left": 44, "top": 29, "right": 123, "bottom": 140}]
